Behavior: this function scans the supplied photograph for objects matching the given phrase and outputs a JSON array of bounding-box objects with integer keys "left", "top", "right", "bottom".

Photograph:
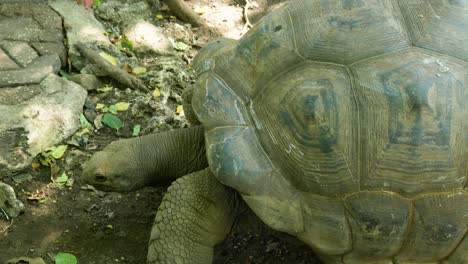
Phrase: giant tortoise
[{"left": 83, "top": 0, "right": 468, "bottom": 263}]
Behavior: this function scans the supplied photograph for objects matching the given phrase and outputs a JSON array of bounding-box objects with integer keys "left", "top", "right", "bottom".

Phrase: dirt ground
[{"left": 0, "top": 0, "right": 320, "bottom": 263}]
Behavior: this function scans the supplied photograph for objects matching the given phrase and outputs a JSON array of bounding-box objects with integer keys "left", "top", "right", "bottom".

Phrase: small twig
[
  {"left": 242, "top": 0, "right": 253, "bottom": 33},
  {"left": 0, "top": 208, "right": 9, "bottom": 221},
  {"left": 1, "top": 219, "right": 13, "bottom": 235},
  {"left": 0, "top": 208, "right": 13, "bottom": 235}
]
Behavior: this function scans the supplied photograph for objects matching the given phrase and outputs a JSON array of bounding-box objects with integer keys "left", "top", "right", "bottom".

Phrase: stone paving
[
  {"left": 0, "top": 1, "right": 87, "bottom": 179},
  {"left": 0, "top": 1, "right": 66, "bottom": 87}
]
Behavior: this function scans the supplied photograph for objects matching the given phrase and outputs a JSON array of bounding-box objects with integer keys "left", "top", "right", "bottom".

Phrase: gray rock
[
  {"left": 0, "top": 3, "right": 66, "bottom": 85},
  {"left": 30, "top": 42, "right": 67, "bottom": 67},
  {"left": 94, "top": 0, "right": 153, "bottom": 26},
  {"left": 0, "top": 181, "right": 24, "bottom": 219},
  {"left": 0, "top": 49, "right": 20, "bottom": 70},
  {"left": 0, "top": 3, "right": 63, "bottom": 43},
  {"left": 69, "top": 74, "right": 103, "bottom": 91},
  {"left": 12, "top": 173, "right": 33, "bottom": 184},
  {"left": 0, "top": 75, "right": 87, "bottom": 175},
  {"left": 124, "top": 20, "right": 174, "bottom": 55},
  {"left": 0, "top": 41, "right": 39, "bottom": 67},
  {"left": 84, "top": 109, "right": 97, "bottom": 124},
  {"left": 0, "top": 54, "right": 61, "bottom": 88},
  {"left": 49, "top": 0, "right": 118, "bottom": 71}
]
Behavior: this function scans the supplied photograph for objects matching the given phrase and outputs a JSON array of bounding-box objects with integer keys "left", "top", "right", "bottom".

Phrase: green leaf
[
  {"left": 121, "top": 38, "right": 133, "bottom": 50},
  {"left": 55, "top": 252, "right": 77, "bottom": 264},
  {"left": 80, "top": 113, "right": 92, "bottom": 129},
  {"left": 115, "top": 102, "right": 130, "bottom": 111},
  {"left": 168, "top": 37, "right": 190, "bottom": 51},
  {"left": 39, "top": 155, "right": 52, "bottom": 166},
  {"left": 39, "top": 197, "right": 49, "bottom": 204},
  {"left": 55, "top": 173, "right": 68, "bottom": 185},
  {"left": 59, "top": 70, "right": 71, "bottom": 79},
  {"left": 93, "top": 0, "right": 101, "bottom": 8},
  {"left": 97, "top": 85, "right": 113, "bottom": 93},
  {"left": 45, "top": 145, "right": 68, "bottom": 159},
  {"left": 108, "top": 105, "right": 118, "bottom": 114},
  {"left": 96, "top": 103, "right": 106, "bottom": 109},
  {"left": 75, "top": 128, "right": 90, "bottom": 137},
  {"left": 152, "top": 88, "right": 161, "bottom": 98},
  {"left": 132, "top": 124, "right": 141, "bottom": 137},
  {"left": 176, "top": 105, "right": 184, "bottom": 115},
  {"left": 132, "top": 67, "right": 146, "bottom": 75},
  {"left": 174, "top": 41, "right": 190, "bottom": 51},
  {"left": 102, "top": 113, "right": 123, "bottom": 130},
  {"left": 99, "top": 52, "right": 117, "bottom": 66}
]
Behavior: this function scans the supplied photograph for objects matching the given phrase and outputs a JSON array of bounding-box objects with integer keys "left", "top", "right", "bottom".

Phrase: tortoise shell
[{"left": 192, "top": 0, "right": 468, "bottom": 262}]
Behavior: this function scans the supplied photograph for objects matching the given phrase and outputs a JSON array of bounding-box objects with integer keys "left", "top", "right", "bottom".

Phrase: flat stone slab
[
  {"left": 0, "top": 54, "right": 61, "bottom": 88},
  {"left": 49, "top": 0, "right": 116, "bottom": 71},
  {"left": 0, "top": 75, "right": 87, "bottom": 176},
  {"left": 0, "top": 2, "right": 66, "bottom": 88},
  {"left": 0, "top": 2, "right": 88, "bottom": 219}
]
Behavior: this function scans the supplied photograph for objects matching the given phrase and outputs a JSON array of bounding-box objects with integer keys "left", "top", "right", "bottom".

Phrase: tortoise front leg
[
  {"left": 147, "top": 168, "right": 239, "bottom": 264},
  {"left": 82, "top": 126, "right": 207, "bottom": 192}
]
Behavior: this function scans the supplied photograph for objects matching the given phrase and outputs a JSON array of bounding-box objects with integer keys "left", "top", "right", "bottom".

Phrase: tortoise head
[{"left": 82, "top": 139, "right": 146, "bottom": 192}]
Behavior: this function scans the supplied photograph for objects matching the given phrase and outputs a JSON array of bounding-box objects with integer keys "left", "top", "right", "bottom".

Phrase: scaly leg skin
[{"left": 147, "top": 168, "right": 239, "bottom": 264}]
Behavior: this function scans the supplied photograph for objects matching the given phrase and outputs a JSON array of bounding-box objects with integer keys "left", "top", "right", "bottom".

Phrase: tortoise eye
[{"left": 94, "top": 174, "right": 107, "bottom": 182}]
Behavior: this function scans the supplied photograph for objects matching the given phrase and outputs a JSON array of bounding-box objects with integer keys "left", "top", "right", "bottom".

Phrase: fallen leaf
[
  {"left": 132, "top": 67, "right": 147, "bottom": 75},
  {"left": 152, "top": 88, "right": 161, "bottom": 98},
  {"left": 93, "top": 0, "right": 101, "bottom": 8},
  {"left": 102, "top": 113, "right": 123, "bottom": 130},
  {"left": 168, "top": 37, "right": 190, "bottom": 51},
  {"left": 31, "top": 161, "right": 41, "bottom": 170},
  {"left": 115, "top": 102, "right": 130, "bottom": 111},
  {"left": 97, "top": 85, "right": 113, "bottom": 93},
  {"left": 121, "top": 38, "right": 133, "bottom": 49},
  {"left": 176, "top": 105, "right": 184, "bottom": 115},
  {"left": 156, "top": 14, "right": 164, "bottom": 20},
  {"left": 132, "top": 124, "right": 141, "bottom": 137},
  {"left": 80, "top": 113, "right": 92, "bottom": 129},
  {"left": 96, "top": 103, "right": 106, "bottom": 109},
  {"left": 55, "top": 252, "right": 77, "bottom": 264},
  {"left": 59, "top": 70, "right": 71, "bottom": 79},
  {"left": 75, "top": 128, "right": 90, "bottom": 137},
  {"left": 99, "top": 52, "right": 117, "bottom": 66},
  {"left": 54, "top": 173, "right": 68, "bottom": 185},
  {"left": 45, "top": 145, "right": 68, "bottom": 159},
  {"left": 108, "top": 105, "right": 118, "bottom": 114}
]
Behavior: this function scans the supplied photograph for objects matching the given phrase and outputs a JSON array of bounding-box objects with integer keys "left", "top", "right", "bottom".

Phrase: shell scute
[{"left": 350, "top": 48, "right": 468, "bottom": 196}]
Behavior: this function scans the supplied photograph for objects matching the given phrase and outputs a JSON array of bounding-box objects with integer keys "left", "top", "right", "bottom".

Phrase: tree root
[
  {"left": 164, "top": 0, "right": 209, "bottom": 28},
  {"left": 75, "top": 43, "right": 149, "bottom": 93},
  {"left": 243, "top": 0, "right": 253, "bottom": 29}
]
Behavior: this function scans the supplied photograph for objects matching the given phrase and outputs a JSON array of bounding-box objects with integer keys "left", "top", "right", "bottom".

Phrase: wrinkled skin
[{"left": 83, "top": 126, "right": 208, "bottom": 192}]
